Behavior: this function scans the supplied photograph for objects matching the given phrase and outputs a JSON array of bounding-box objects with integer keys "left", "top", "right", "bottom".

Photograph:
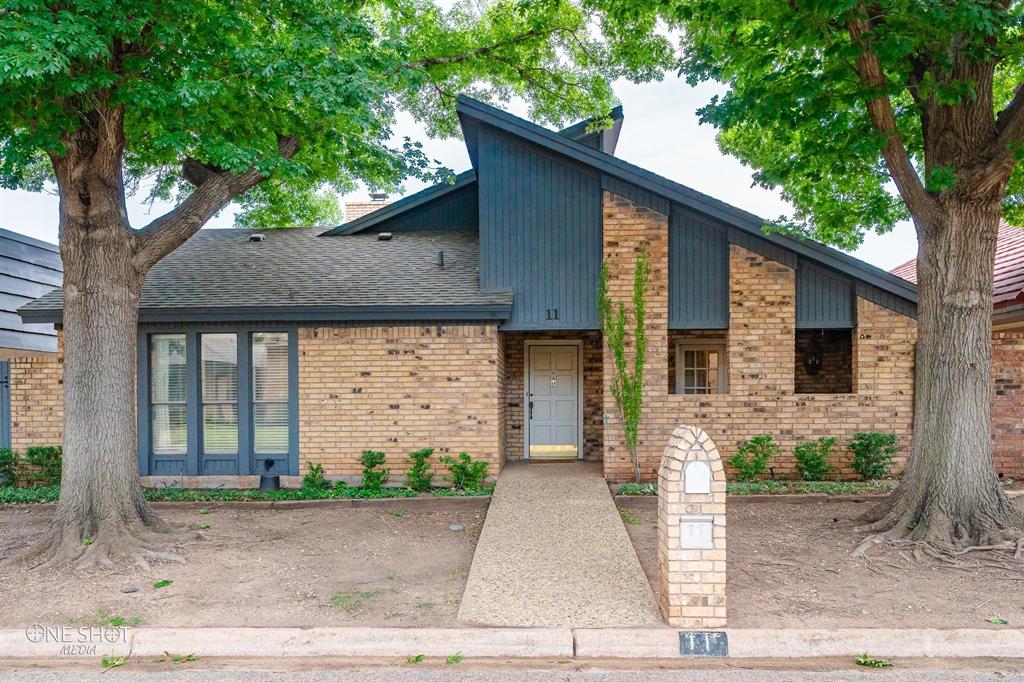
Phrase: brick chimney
[{"left": 344, "top": 192, "right": 390, "bottom": 222}]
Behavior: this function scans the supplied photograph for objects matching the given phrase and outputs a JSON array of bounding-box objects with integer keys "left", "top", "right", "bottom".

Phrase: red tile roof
[{"left": 890, "top": 222, "right": 1024, "bottom": 309}]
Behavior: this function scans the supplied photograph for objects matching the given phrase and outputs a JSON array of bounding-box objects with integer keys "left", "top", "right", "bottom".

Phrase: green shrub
[
  {"left": 793, "top": 437, "right": 836, "bottom": 481},
  {"left": 440, "top": 452, "right": 488, "bottom": 490},
  {"left": 301, "top": 462, "right": 329, "bottom": 490},
  {"left": 848, "top": 432, "right": 900, "bottom": 480},
  {"left": 405, "top": 448, "right": 435, "bottom": 492},
  {"left": 360, "top": 450, "right": 390, "bottom": 491},
  {"left": 727, "top": 435, "right": 778, "bottom": 482},
  {"left": 23, "top": 445, "right": 61, "bottom": 486},
  {"left": 617, "top": 482, "right": 657, "bottom": 496},
  {"left": 0, "top": 448, "right": 17, "bottom": 486}
]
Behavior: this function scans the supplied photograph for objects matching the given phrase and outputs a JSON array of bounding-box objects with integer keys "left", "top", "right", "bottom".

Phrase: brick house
[
  {"left": 18, "top": 97, "right": 919, "bottom": 484},
  {"left": 892, "top": 224, "right": 1024, "bottom": 477}
]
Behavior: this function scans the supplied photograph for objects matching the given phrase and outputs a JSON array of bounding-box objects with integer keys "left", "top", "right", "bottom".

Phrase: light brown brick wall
[
  {"left": 9, "top": 342, "right": 64, "bottom": 451},
  {"left": 502, "top": 331, "right": 603, "bottom": 461},
  {"left": 993, "top": 331, "right": 1024, "bottom": 477},
  {"left": 601, "top": 191, "right": 917, "bottom": 482},
  {"left": 298, "top": 324, "right": 504, "bottom": 476}
]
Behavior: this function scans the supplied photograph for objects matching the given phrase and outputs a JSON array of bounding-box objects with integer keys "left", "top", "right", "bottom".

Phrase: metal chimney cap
[{"left": 369, "top": 192, "right": 388, "bottom": 202}]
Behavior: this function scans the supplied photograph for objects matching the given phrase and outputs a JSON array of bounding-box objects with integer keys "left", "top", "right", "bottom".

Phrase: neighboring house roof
[
  {"left": 0, "top": 228, "right": 62, "bottom": 354},
  {"left": 891, "top": 222, "right": 1024, "bottom": 311},
  {"left": 20, "top": 229, "right": 511, "bottom": 324}
]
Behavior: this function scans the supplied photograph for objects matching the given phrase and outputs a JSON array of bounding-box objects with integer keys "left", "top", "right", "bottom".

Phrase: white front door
[{"left": 527, "top": 345, "right": 580, "bottom": 460}]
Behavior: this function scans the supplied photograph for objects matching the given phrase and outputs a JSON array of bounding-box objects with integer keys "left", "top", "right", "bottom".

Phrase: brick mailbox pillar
[{"left": 658, "top": 424, "right": 727, "bottom": 628}]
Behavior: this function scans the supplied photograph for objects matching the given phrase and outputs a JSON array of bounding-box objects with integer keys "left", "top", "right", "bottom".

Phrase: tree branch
[
  {"left": 986, "top": 83, "right": 1024, "bottom": 174},
  {"left": 133, "top": 135, "right": 299, "bottom": 271},
  {"left": 846, "top": 10, "right": 935, "bottom": 221},
  {"left": 400, "top": 28, "right": 549, "bottom": 71}
]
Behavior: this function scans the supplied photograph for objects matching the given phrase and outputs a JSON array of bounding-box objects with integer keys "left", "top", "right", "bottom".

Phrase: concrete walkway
[{"left": 457, "top": 462, "right": 661, "bottom": 628}]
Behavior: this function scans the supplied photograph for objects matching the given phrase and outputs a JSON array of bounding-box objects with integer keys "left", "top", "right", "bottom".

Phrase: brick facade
[
  {"left": 9, "top": 351, "right": 64, "bottom": 451},
  {"left": 600, "top": 191, "right": 917, "bottom": 482},
  {"left": 992, "top": 331, "right": 1024, "bottom": 477},
  {"left": 297, "top": 324, "right": 504, "bottom": 476}
]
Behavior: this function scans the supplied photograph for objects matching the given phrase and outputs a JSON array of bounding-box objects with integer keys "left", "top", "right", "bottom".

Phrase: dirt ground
[
  {"left": 619, "top": 496, "right": 1024, "bottom": 629},
  {"left": 0, "top": 504, "right": 484, "bottom": 628}
]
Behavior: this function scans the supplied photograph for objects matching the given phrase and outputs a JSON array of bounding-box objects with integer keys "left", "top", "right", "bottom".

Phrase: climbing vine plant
[{"left": 598, "top": 247, "right": 650, "bottom": 483}]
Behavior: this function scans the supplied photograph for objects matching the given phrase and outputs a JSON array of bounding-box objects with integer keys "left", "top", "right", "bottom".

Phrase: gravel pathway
[{"left": 457, "top": 462, "right": 661, "bottom": 628}]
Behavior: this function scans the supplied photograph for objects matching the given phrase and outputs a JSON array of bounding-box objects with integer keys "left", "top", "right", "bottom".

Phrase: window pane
[
  {"left": 202, "top": 334, "right": 238, "bottom": 454},
  {"left": 152, "top": 404, "right": 187, "bottom": 455},
  {"left": 252, "top": 332, "right": 289, "bottom": 401},
  {"left": 151, "top": 334, "right": 187, "bottom": 403},
  {"left": 202, "top": 334, "right": 238, "bottom": 402},
  {"left": 254, "top": 403, "right": 289, "bottom": 453},
  {"left": 203, "top": 404, "right": 238, "bottom": 454},
  {"left": 151, "top": 334, "right": 187, "bottom": 454},
  {"left": 252, "top": 332, "right": 290, "bottom": 455}
]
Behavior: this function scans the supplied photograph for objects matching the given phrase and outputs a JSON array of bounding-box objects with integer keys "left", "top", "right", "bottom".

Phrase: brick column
[
  {"left": 601, "top": 191, "right": 669, "bottom": 482},
  {"left": 658, "top": 424, "right": 727, "bottom": 628}
]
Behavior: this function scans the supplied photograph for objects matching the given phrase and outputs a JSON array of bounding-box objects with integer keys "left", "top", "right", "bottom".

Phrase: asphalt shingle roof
[
  {"left": 891, "top": 222, "right": 1024, "bottom": 309},
  {"left": 20, "top": 229, "right": 511, "bottom": 323}
]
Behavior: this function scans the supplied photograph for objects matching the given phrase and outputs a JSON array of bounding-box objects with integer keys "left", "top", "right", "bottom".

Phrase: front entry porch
[{"left": 501, "top": 331, "right": 604, "bottom": 465}]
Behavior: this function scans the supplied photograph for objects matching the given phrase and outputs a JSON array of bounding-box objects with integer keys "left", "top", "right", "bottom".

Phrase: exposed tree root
[
  {"left": 14, "top": 508, "right": 201, "bottom": 572},
  {"left": 852, "top": 485, "right": 1024, "bottom": 569}
]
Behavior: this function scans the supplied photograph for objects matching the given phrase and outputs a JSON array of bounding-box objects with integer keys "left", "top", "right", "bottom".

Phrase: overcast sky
[{"left": 0, "top": 74, "right": 918, "bottom": 271}]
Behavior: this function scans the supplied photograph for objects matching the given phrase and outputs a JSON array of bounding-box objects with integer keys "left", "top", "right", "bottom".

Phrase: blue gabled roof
[
  {"left": 454, "top": 95, "right": 916, "bottom": 304},
  {"left": 320, "top": 170, "right": 478, "bottom": 237}
]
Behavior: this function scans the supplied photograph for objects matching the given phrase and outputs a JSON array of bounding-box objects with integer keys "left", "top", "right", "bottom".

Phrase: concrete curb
[
  {"left": 574, "top": 627, "right": 1024, "bottom": 659},
  {"left": 2, "top": 626, "right": 1022, "bottom": 660},
  {"left": 0, "top": 627, "right": 571, "bottom": 659}
]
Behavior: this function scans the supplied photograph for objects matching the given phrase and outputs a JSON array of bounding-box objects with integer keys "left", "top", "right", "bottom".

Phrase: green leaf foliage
[
  {"left": 439, "top": 452, "right": 488, "bottom": 490},
  {"left": 727, "top": 434, "right": 779, "bottom": 482},
  {"left": 598, "top": 248, "right": 650, "bottom": 483},
  {"left": 0, "top": 0, "right": 674, "bottom": 226},
  {"left": 360, "top": 450, "right": 390, "bottom": 491},
  {"left": 848, "top": 432, "right": 900, "bottom": 481},
  {"left": 405, "top": 448, "right": 435, "bottom": 492},
  {"left": 793, "top": 437, "right": 836, "bottom": 481},
  {"left": 587, "top": 0, "right": 1024, "bottom": 241}
]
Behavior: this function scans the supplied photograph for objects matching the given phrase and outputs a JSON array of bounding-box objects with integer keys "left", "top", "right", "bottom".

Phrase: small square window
[{"left": 675, "top": 341, "right": 727, "bottom": 394}]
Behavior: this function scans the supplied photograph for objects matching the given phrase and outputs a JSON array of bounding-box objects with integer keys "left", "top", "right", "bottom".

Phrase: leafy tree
[
  {"left": 0, "top": 0, "right": 671, "bottom": 568},
  {"left": 596, "top": 0, "right": 1024, "bottom": 551},
  {"left": 598, "top": 248, "right": 650, "bottom": 483}
]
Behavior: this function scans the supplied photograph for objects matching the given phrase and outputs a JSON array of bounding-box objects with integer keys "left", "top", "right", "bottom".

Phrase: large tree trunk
[
  {"left": 859, "top": 197, "right": 1024, "bottom": 553},
  {"left": 18, "top": 121, "right": 191, "bottom": 570}
]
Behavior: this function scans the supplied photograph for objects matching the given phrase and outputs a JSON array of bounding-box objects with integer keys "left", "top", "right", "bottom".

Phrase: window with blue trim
[{"left": 142, "top": 329, "right": 297, "bottom": 476}]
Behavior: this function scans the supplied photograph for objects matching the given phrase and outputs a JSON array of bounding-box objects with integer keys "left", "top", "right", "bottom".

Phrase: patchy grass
[
  {"left": 71, "top": 608, "right": 142, "bottom": 628},
  {"left": 330, "top": 588, "right": 380, "bottom": 612},
  {"left": 855, "top": 654, "right": 893, "bottom": 668},
  {"left": 616, "top": 480, "right": 899, "bottom": 497},
  {"left": 0, "top": 483, "right": 494, "bottom": 506},
  {"left": 618, "top": 507, "right": 641, "bottom": 525}
]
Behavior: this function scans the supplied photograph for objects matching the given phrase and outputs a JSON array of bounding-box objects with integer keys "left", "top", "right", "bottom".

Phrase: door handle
[{"left": 528, "top": 400, "right": 534, "bottom": 419}]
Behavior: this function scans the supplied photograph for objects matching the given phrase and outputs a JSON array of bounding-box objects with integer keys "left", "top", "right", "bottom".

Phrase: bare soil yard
[
  {"left": 619, "top": 496, "right": 1024, "bottom": 629},
  {"left": 0, "top": 503, "right": 484, "bottom": 628}
]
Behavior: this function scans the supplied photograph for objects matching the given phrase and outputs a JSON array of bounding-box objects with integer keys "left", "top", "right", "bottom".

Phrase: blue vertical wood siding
[
  {"left": 478, "top": 126, "right": 602, "bottom": 330},
  {"left": 0, "top": 229, "right": 62, "bottom": 354},
  {"left": 669, "top": 205, "right": 730, "bottom": 329},
  {"left": 796, "top": 260, "right": 855, "bottom": 328},
  {"left": 367, "top": 182, "right": 478, "bottom": 233}
]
